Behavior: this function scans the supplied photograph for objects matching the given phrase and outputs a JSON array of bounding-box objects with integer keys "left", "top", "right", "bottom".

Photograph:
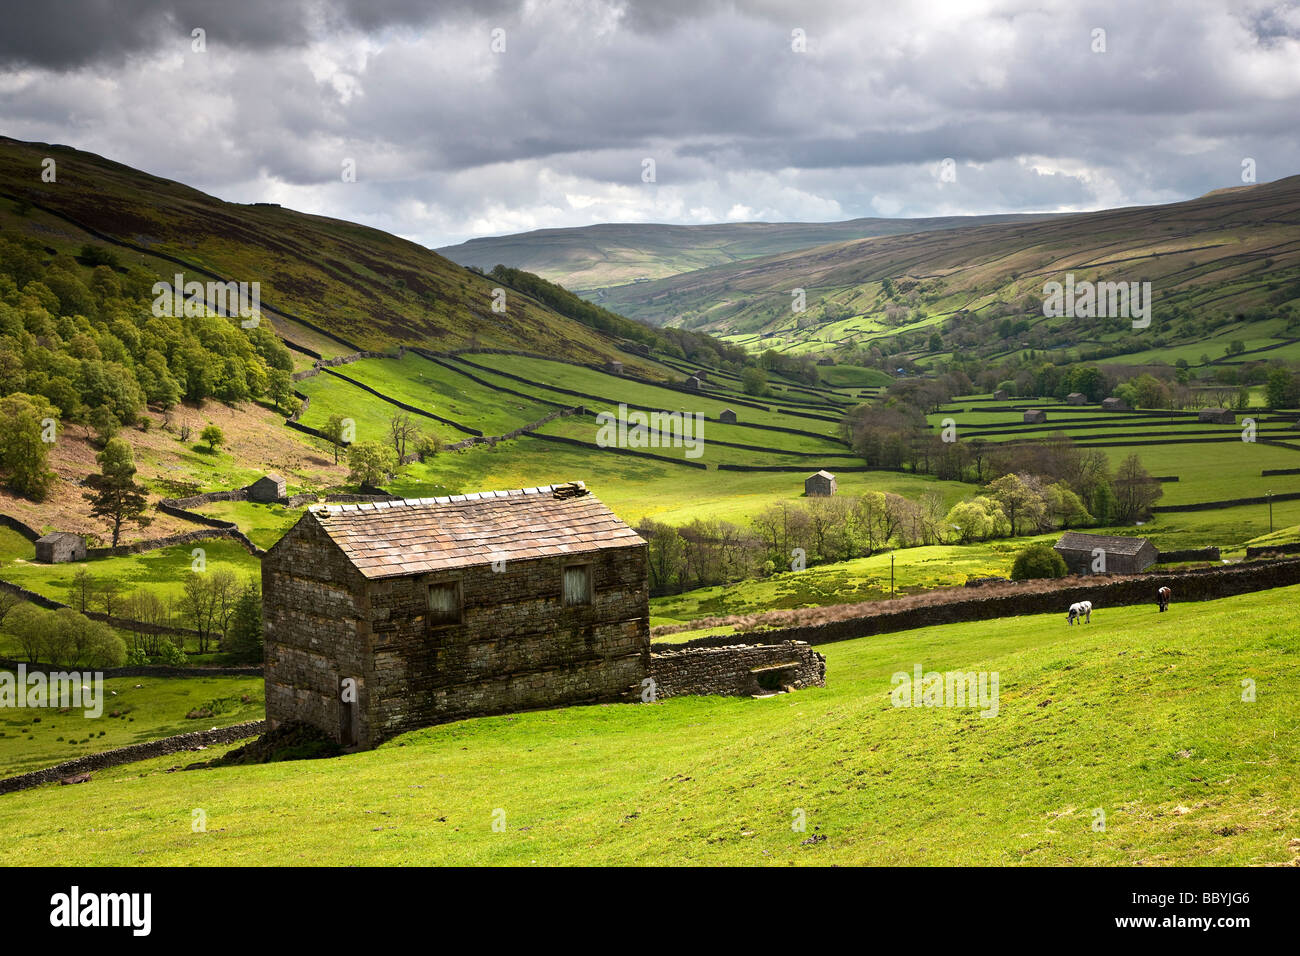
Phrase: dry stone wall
[
  {"left": 0, "top": 720, "right": 265, "bottom": 795},
  {"left": 648, "top": 642, "right": 826, "bottom": 698},
  {"left": 674, "top": 558, "right": 1300, "bottom": 649}
]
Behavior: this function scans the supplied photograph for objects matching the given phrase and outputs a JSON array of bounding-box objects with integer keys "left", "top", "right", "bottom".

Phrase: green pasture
[
  {"left": 2, "top": 584, "right": 1295, "bottom": 865},
  {"left": 0, "top": 675, "right": 264, "bottom": 778},
  {"left": 340, "top": 354, "right": 557, "bottom": 436},
  {"left": 0, "top": 539, "right": 261, "bottom": 608},
  {"left": 390, "top": 438, "right": 971, "bottom": 526}
]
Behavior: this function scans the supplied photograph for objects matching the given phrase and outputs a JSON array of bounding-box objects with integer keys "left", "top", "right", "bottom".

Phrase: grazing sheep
[
  {"left": 1067, "top": 600, "right": 1093, "bottom": 625},
  {"left": 1157, "top": 586, "right": 1172, "bottom": 612}
]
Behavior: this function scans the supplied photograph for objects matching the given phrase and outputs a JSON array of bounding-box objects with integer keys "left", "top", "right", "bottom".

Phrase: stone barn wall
[
  {"left": 361, "top": 547, "right": 649, "bottom": 745},
  {"left": 263, "top": 518, "right": 651, "bottom": 749},
  {"left": 648, "top": 642, "right": 825, "bottom": 698},
  {"left": 262, "top": 516, "right": 370, "bottom": 746}
]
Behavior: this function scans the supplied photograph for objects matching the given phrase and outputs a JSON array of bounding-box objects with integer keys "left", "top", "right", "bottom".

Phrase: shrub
[
  {"left": 1010, "top": 543, "right": 1068, "bottom": 581},
  {"left": 153, "top": 640, "right": 186, "bottom": 667}
]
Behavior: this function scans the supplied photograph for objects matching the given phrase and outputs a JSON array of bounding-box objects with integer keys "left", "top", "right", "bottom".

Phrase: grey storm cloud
[{"left": 1, "top": 0, "right": 1297, "bottom": 246}]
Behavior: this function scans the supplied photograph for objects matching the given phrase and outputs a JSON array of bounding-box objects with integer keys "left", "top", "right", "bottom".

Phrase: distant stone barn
[
  {"left": 606, "top": 360, "right": 624, "bottom": 375},
  {"left": 261, "top": 482, "right": 650, "bottom": 749},
  {"left": 805, "top": 470, "right": 837, "bottom": 497},
  {"left": 1065, "top": 392, "right": 1087, "bottom": 405},
  {"left": 1053, "top": 531, "right": 1157, "bottom": 575},
  {"left": 719, "top": 408, "right": 738, "bottom": 424},
  {"left": 684, "top": 376, "right": 702, "bottom": 391},
  {"left": 247, "top": 473, "right": 287, "bottom": 502},
  {"left": 1101, "top": 397, "right": 1130, "bottom": 411},
  {"left": 1023, "top": 409, "right": 1047, "bottom": 424},
  {"left": 1198, "top": 408, "right": 1235, "bottom": 424},
  {"left": 35, "top": 532, "right": 85, "bottom": 564}
]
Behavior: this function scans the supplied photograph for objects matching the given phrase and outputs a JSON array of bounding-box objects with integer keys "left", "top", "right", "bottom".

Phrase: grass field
[
  {"left": 0, "top": 674, "right": 264, "bottom": 777},
  {"left": 389, "top": 438, "right": 971, "bottom": 526},
  {"left": 1, "top": 583, "right": 1294, "bottom": 865},
  {"left": 0, "top": 539, "right": 262, "bottom": 607}
]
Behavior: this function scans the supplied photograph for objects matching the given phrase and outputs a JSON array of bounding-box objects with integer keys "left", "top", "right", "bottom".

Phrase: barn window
[
  {"left": 428, "top": 581, "right": 462, "bottom": 626},
  {"left": 562, "top": 564, "right": 592, "bottom": 606}
]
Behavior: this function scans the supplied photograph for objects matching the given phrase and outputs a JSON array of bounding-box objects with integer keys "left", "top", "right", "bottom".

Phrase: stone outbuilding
[
  {"left": 34, "top": 532, "right": 85, "bottom": 564},
  {"left": 1066, "top": 392, "right": 1087, "bottom": 405},
  {"left": 684, "top": 376, "right": 702, "bottom": 391},
  {"left": 261, "top": 482, "right": 650, "bottom": 749},
  {"left": 804, "top": 470, "right": 837, "bottom": 497},
  {"left": 248, "top": 473, "right": 287, "bottom": 502},
  {"left": 606, "top": 360, "right": 624, "bottom": 375},
  {"left": 1053, "top": 531, "right": 1157, "bottom": 575},
  {"left": 1023, "top": 409, "right": 1047, "bottom": 424},
  {"left": 1198, "top": 407, "right": 1235, "bottom": 424},
  {"left": 719, "top": 408, "right": 738, "bottom": 424},
  {"left": 992, "top": 389, "right": 1009, "bottom": 400},
  {"left": 1101, "top": 397, "right": 1130, "bottom": 411}
]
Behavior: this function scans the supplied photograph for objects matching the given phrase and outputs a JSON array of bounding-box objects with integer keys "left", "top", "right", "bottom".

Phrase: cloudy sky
[{"left": 2, "top": 0, "right": 1298, "bottom": 248}]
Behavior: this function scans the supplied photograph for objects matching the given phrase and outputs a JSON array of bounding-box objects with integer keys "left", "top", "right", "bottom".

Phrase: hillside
[
  {"left": 437, "top": 214, "right": 1057, "bottom": 294},
  {"left": 594, "top": 177, "right": 1300, "bottom": 365},
  {"left": 2, "top": 583, "right": 1297, "bottom": 865},
  {"left": 0, "top": 136, "right": 639, "bottom": 364}
]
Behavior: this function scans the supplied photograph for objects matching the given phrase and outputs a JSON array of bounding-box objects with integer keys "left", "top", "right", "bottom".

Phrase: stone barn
[
  {"left": 1101, "top": 397, "right": 1130, "bottom": 411},
  {"left": 805, "top": 470, "right": 837, "bottom": 497},
  {"left": 1023, "top": 409, "right": 1047, "bottom": 424},
  {"left": 606, "top": 360, "right": 624, "bottom": 375},
  {"left": 1053, "top": 531, "right": 1157, "bottom": 575},
  {"left": 1066, "top": 392, "right": 1087, "bottom": 405},
  {"left": 261, "top": 482, "right": 650, "bottom": 749},
  {"left": 684, "top": 375, "right": 702, "bottom": 391},
  {"left": 1198, "top": 407, "right": 1235, "bottom": 424},
  {"left": 719, "top": 408, "right": 738, "bottom": 424},
  {"left": 34, "top": 532, "right": 85, "bottom": 564},
  {"left": 992, "top": 389, "right": 1009, "bottom": 400},
  {"left": 248, "top": 473, "right": 287, "bottom": 502}
]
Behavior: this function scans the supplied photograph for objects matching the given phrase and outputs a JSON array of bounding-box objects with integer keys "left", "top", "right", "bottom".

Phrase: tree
[
  {"left": 0, "top": 393, "right": 58, "bottom": 500},
  {"left": 66, "top": 567, "right": 97, "bottom": 613},
  {"left": 346, "top": 440, "right": 397, "bottom": 488},
  {"left": 267, "top": 368, "right": 294, "bottom": 412},
  {"left": 180, "top": 573, "right": 221, "bottom": 654},
  {"left": 6, "top": 603, "right": 48, "bottom": 662},
  {"left": 986, "top": 473, "right": 1047, "bottom": 536},
  {"left": 1266, "top": 368, "right": 1299, "bottom": 409},
  {"left": 1010, "top": 543, "right": 1068, "bottom": 581},
  {"left": 88, "top": 404, "right": 121, "bottom": 445},
  {"left": 639, "top": 519, "right": 687, "bottom": 594},
  {"left": 388, "top": 410, "right": 418, "bottom": 460},
  {"left": 740, "top": 367, "right": 769, "bottom": 396},
  {"left": 224, "top": 578, "right": 263, "bottom": 663},
  {"left": 322, "top": 414, "right": 349, "bottom": 464},
  {"left": 1113, "top": 454, "right": 1163, "bottom": 523},
  {"left": 944, "top": 497, "right": 1008, "bottom": 543},
  {"left": 200, "top": 424, "right": 225, "bottom": 452},
  {"left": 1044, "top": 482, "right": 1093, "bottom": 529},
  {"left": 83, "top": 437, "right": 153, "bottom": 546}
]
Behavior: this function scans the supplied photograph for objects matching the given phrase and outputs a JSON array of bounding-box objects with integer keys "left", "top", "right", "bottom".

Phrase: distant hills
[
  {"left": 588, "top": 177, "right": 1300, "bottom": 364},
  {"left": 436, "top": 213, "right": 1058, "bottom": 292}
]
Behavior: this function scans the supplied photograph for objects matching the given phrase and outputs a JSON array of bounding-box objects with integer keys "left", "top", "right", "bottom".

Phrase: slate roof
[
  {"left": 36, "top": 531, "right": 83, "bottom": 544},
  {"left": 1054, "top": 531, "right": 1152, "bottom": 555},
  {"left": 307, "top": 483, "right": 643, "bottom": 579},
  {"left": 809, "top": 470, "right": 836, "bottom": 480}
]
